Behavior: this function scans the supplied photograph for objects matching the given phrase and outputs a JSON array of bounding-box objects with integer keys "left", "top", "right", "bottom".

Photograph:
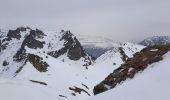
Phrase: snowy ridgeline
[
  {"left": 139, "top": 36, "right": 170, "bottom": 46},
  {"left": 87, "top": 52, "right": 170, "bottom": 100},
  {"left": 0, "top": 27, "right": 147, "bottom": 100}
]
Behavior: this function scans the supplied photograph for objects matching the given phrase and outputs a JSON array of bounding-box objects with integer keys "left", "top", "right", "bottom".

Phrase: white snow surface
[
  {"left": 0, "top": 28, "right": 145, "bottom": 100},
  {"left": 0, "top": 42, "right": 144, "bottom": 100},
  {"left": 0, "top": 78, "right": 57, "bottom": 100},
  {"left": 87, "top": 52, "right": 170, "bottom": 100}
]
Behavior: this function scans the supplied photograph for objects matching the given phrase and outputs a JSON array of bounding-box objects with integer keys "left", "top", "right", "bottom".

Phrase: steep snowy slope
[
  {"left": 0, "top": 44, "right": 144, "bottom": 100},
  {"left": 0, "top": 27, "right": 92, "bottom": 77},
  {"left": 0, "top": 78, "right": 57, "bottom": 100},
  {"left": 0, "top": 27, "right": 145, "bottom": 100},
  {"left": 87, "top": 51, "right": 170, "bottom": 100},
  {"left": 95, "top": 42, "right": 144, "bottom": 69}
]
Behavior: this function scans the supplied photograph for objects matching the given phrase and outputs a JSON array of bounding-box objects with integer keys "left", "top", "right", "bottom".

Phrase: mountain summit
[{"left": 0, "top": 27, "right": 92, "bottom": 77}]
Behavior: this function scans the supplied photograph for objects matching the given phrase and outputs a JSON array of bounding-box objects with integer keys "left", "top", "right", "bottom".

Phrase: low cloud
[{"left": 0, "top": 0, "right": 170, "bottom": 42}]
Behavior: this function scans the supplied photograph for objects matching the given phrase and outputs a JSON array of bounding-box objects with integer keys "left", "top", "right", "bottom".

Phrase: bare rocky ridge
[
  {"left": 28, "top": 54, "right": 49, "bottom": 72},
  {"left": 93, "top": 45, "right": 170, "bottom": 95},
  {"left": 13, "top": 28, "right": 45, "bottom": 62}
]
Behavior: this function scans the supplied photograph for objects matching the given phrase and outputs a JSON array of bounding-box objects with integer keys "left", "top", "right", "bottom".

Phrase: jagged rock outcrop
[
  {"left": 93, "top": 45, "right": 170, "bottom": 95},
  {"left": 118, "top": 47, "right": 129, "bottom": 62},
  {"left": 47, "top": 30, "right": 92, "bottom": 66},
  {"left": 28, "top": 54, "right": 49, "bottom": 72},
  {"left": 13, "top": 28, "right": 45, "bottom": 62},
  {"left": 48, "top": 31, "right": 89, "bottom": 60},
  {"left": 0, "top": 27, "right": 92, "bottom": 77}
]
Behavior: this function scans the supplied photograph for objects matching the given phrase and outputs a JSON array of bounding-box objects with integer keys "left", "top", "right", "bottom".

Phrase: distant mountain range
[
  {"left": 77, "top": 35, "right": 115, "bottom": 59},
  {"left": 139, "top": 36, "right": 170, "bottom": 46}
]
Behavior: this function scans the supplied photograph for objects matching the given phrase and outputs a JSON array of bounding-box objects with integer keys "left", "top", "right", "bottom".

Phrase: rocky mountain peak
[{"left": 0, "top": 27, "right": 93, "bottom": 77}]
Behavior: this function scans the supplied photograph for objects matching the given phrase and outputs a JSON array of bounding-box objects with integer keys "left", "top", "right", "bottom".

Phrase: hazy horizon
[{"left": 0, "top": 0, "right": 170, "bottom": 42}]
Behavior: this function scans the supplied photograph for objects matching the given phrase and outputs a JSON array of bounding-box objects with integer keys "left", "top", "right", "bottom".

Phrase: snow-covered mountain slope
[
  {"left": 87, "top": 51, "right": 170, "bottom": 100},
  {"left": 93, "top": 45, "right": 170, "bottom": 95},
  {"left": 139, "top": 36, "right": 170, "bottom": 46},
  {"left": 0, "top": 27, "right": 92, "bottom": 77},
  {"left": 95, "top": 42, "right": 144, "bottom": 68},
  {"left": 0, "top": 27, "right": 145, "bottom": 100},
  {"left": 0, "top": 45, "right": 143, "bottom": 100},
  {"left": 0, "top": 78, "right": 57, "bottom": 100},
  {"left": 77, "top": 35, "right": 115, "bottom": 59}
]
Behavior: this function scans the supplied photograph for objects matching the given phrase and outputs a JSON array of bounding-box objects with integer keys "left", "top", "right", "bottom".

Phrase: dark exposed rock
[
  {"left": 2, "top": 60, "right": 9, "bottom": 66},
  {"left": 7, "top": 28, "right": 21, "bottom": 40},
  {"left": 67, "top": 37, "right": 85, "bottom": 60},
  {"left": 119, "top": 47, "right": 129, "bottom": 62},
  {"left": 69, "top": 86, "right": 90, "bottom": 96},
  {"left": 29, "top": 29, "right": 46, "bottom": 39},
  {"left": 59, "top": 95, "right": 67, "bottom": 98},
  {"left": 82, "top": 83, "right": 89, "bottom": 90},
  {"left": 24, "top": 36, "right": 45, "bottom": 49},
  {"left": 13, "top": 28, "right": 45, "bottom": 62},
  {"left": 22, "top": 29, "right": 45, "bottom": 49},
  {"left": 14, "top": 60, "right": 28, "bottom": 75},
  {"left": 15, "top": 65, "right": 24, "bottom": 74},
  {"left": 28, "top": 54, "right": 49, "bottom": 72},
  {"left": 93, "top": 45, "right": 170, "bottom": 95},
  {"left": 6, "top": 28, "right": 48, "bottom": 74},
  {"left": 1, "top": 34, "right": 11, "bottom": 52},
  {"left": 13, "top": 48, "right": 27, "bottom": 62},
  {"left": 48, "top": 48, "right": 67, "bottom": 58},
  {"left": 6, "top": 27, "right": 30, "bottom": 40},
  {"left": 48, "top": 30, "right": 92, "bottom": 66},
  {"left": 71, "top": 93, "right": 76, "bottom": 96},
  {"left": 48, "top": 31, "right": 76, "bottom": 59},
  {"left": 0, "top": 42, "right": 8, "bottom": 51},
  {"left": 30, "top": 80, "right": 47, "bottom": 85},
  {"left": 0, "top": 40, "right": 1, "bottom": 53}
]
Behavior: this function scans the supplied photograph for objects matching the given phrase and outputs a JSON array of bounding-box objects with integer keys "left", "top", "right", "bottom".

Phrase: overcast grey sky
[{"left": 0, "top": 0, "right": 170, "bottom": 42}]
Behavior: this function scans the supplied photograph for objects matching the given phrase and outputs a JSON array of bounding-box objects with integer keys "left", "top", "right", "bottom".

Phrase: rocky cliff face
[
  {"left": 48, "top": 31, "right": 91, "bottom": 64},
  {"left": 93, "top": 45, "right": 170, "bottom": 95},
  {"left": 0, "top": 27, "right": 92, "bottom": 77}
]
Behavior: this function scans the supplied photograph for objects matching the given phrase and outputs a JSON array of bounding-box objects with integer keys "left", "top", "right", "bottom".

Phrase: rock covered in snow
[
  {"left": 139, "top": 36, "right": 170, "bottom": 46},
  {"left": 0, "top": 27, "right": 93, "bottom": 77},
  {"left": 93, "top": 45, "right": 170, "bottom": 95}
]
